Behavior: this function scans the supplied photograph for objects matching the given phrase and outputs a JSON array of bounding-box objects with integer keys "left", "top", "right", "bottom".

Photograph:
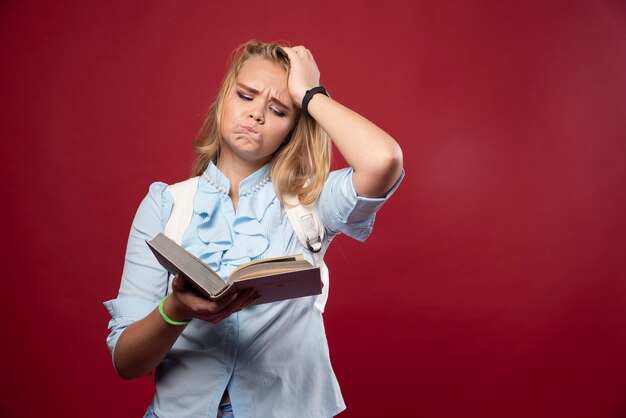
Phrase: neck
[{"left": 216, "top": 153, "right": 270, "bottom": 198}]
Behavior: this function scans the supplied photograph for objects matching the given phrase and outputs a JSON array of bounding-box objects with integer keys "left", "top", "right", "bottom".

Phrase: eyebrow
[{"left": 236, "top": 82, "right": 292, "bottom": 112}]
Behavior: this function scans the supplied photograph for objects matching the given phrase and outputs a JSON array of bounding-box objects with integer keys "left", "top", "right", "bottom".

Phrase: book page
[
  {"left": 227, "top": 254, "right": 304, "bottom": 283},
  {"left": 230, "top": 259, "right": 314, "bottom": 282}
]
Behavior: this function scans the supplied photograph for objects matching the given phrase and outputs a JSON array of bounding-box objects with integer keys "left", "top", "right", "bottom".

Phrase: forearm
[
  {"left": 306, "top": 94, "right": 403, "bottom": 197},
  {"left": 112, "top": 278, "right": 256, "bottom": 379},
  {"left": 113, "top": 297, "right": 187, "bottom": 380}
]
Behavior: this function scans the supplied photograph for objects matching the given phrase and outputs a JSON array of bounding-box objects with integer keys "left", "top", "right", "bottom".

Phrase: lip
[
  {"left": 238, "top": 124, "right": 259, "bottom": 135},
  {"left": 235, "top": 124, "right": 262, "bottom": 141}
]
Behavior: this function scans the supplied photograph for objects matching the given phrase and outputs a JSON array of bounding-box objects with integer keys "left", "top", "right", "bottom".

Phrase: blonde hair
[{"left": 192, "top": 40, "right": 331, "bottom": 205}]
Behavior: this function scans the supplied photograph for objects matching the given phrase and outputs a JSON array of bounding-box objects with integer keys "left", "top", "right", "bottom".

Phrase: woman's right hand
[
  {"left": 114, "top": 275, "right": 256, "bottom": 379},
  {"left": 164, "top": 275, "right": 258, "bottom": 324}
]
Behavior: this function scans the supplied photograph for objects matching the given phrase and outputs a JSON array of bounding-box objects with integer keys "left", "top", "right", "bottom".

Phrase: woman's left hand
[{"left": 283, "top": 46, "right": 321, "bottom": 107}]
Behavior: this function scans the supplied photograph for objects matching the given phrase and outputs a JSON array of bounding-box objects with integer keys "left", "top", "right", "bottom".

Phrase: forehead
[{"left": 236, "top": 57, "right": 289, "bottom": 93}]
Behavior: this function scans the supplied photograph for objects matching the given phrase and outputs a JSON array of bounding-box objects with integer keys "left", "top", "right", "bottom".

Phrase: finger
[
  {"left": 231, "top": 290, "right": 259, "bottom": 311},
  {"left": 171, "top": 275, "right": 186, "bottom": 291},
  {"left": 282, "top": 47, "right": 299, "bottom": 61},
  {"left": 292, "top": 46, "right": 311, "bottom": 57},
  {"left": 196, "top": 289, "right": 249, "bottom": 315},
  {"left": 197, "top": 292, "right": 255, "bottom": 323},
  {"left": 221, "top": 289, "right": 256, "bottom": 312},
  {"left": 197, "top": 292, "right": 239, "bottom": 315}
]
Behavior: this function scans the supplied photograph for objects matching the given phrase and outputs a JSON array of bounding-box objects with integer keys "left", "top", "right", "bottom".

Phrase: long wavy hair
[{"left": 191, "top": 40, "right": 331, "bottom": 205}]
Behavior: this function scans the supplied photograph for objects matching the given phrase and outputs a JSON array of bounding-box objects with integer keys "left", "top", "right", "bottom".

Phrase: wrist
[
  {"left": 159, "top": 294, "right": 192, "bottom": 326},
  {"left": 301, "top": 86, "right": 330, "bottom": 118}
]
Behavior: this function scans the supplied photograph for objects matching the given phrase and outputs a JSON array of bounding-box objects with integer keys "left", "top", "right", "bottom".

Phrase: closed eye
[
  {"left": 237, "top": 92, "right": 252, "bottom": 101},
  {"left": 237, "top": 90, "right": 288, "bottom": 117},
  {"left": 270, "top": 107, "right": 286, "bottom": 117}
]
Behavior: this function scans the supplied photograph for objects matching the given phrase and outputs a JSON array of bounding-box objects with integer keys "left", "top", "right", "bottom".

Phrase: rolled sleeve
[
  {"left": 318, "top": 168, "right": 404, "bottom": 242},
  {"left": 103, "top": 297, "right": 158, "bottom": 355},
  {"left": 103, "top": 182, "right": 174, "bottom": 357}
]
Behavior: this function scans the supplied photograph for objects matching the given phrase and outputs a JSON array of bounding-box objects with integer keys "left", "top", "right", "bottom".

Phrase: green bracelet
[{"left": 158, "top": 295, "right": 191, "bottom": 326}]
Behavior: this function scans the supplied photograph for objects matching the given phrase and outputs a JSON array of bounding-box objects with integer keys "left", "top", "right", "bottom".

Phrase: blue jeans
[
  {"left": 145, "top": 402, "right": 334, "bottom": 417},
  {"left": 143, "top": 402, "right": 233, "bottom": 418},
  {"left": 217, "top": 401, "right": 234, "bottom": 417}
]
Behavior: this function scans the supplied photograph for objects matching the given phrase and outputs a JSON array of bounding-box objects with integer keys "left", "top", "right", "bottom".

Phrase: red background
[{"left": 2, "top": 1, "right": 626, "bottom": 417}]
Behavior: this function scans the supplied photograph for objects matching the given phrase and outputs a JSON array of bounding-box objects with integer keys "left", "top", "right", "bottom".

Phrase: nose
[{"left": 248, "top": 106, "right": 264, "bottom": 124}]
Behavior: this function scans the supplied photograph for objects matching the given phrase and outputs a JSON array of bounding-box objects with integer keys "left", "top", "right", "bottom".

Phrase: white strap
[
  {"left": 283, "top": 194, "right": 325, "bottom": 252},
  {"left": 312, "top": 252, "right": 330, "bottom": 313},
  {"left": 164, "top": 177, "right": 199, "bottom": 244},
  {"left": 162, "top": 177, "right": 199, "bottom": 294},
  {"left": 163, "top": 181, "right": 330, "bottom": 312},
  {"left": 284, "top": 194, "right": 329, "bottom": 313}
]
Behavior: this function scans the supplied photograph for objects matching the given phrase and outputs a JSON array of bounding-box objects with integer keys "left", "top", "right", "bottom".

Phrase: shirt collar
[{"left": 203, "top": 161, "right": 272, "bottom": 197}]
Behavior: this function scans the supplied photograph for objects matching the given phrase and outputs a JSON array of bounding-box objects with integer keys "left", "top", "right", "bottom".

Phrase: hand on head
[{"left": 282, "top": 46, "right": 321, "bottom": 106}]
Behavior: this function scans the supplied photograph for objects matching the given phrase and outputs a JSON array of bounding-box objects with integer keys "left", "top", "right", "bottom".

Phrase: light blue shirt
[{"left": 104, "top": 162, "right": 403, "bottom": 418}]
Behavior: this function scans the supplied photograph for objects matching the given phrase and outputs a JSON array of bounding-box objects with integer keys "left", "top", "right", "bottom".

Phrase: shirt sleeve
[
  {"left": 103, "top": 182, "right": 174, "bottom": 358},
  {"left": 318, "top": 168, "right": 404, "bottom": 242}
]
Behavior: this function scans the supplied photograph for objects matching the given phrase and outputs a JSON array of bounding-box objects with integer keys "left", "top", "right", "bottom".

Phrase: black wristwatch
[{"left": 302, "top": 86, "right": 330, "bottom": 118}]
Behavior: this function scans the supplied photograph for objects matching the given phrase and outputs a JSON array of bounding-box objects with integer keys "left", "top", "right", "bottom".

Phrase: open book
[{"left": 146, "top": 233, "right": 322, "bottom": 306}]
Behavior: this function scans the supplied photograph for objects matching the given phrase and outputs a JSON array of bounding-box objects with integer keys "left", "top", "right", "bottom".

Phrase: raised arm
[{"left": 284, "top": 46, "right": 403, "bottom": 198}]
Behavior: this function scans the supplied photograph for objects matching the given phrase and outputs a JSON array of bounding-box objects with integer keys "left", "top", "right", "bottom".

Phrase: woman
[{"left": 105, "top": 40, "right": 403, "bottom": 418}]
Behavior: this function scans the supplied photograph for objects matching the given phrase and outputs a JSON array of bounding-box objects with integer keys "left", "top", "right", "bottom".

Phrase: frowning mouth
[
  {"left": 235, "top": 124, "right": 262, "bottom": 141},
  {"left": 239, "top": 124, "right": 258, "bottom": 134}
]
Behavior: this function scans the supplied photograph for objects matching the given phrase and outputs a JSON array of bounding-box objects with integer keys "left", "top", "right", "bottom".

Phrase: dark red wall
[{"left": 2, "top": 1, "right": 626, "bottom": 417}]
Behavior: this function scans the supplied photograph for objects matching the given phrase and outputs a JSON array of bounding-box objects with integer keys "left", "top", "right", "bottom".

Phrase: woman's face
[{"left": 220, "top": 57, "right": 297, "bottom": 168}]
